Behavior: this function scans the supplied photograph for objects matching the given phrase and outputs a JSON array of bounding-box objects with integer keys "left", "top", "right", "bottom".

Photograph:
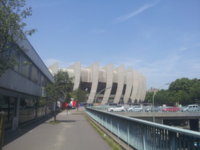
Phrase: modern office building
[
  {"left": 0, "top": 37, "right": 54, "bottom": 129},
  {"left": 49, "top": 62, "right": 146, "bottom": 104}
]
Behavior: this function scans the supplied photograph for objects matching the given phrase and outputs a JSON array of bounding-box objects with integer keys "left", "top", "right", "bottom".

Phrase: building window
[
  {"left": 20, "top": 55, "right": 31, "bottom": 78},
  {"left": 0, "top": 95, "right": 17, "bottom": 129},
  {"left": 19, "top": 97, "right": 36, "bottom": 123},
  {"left": 31, "top": 65, "right": 38, "bottom": 83},
  {"left": 10, "top": 49, "right": 21, "bottom": 72},
  {"left": 111, "top": 83, "right": 118, "bottom": 94}
]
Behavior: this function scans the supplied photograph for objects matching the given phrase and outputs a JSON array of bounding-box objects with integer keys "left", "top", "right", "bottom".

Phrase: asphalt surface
[{"left": 3, "top": 109, "right": 111, "bottom": 150}]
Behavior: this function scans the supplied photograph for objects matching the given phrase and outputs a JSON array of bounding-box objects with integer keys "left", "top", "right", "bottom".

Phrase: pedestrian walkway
[{"left": 3, "top": 109, "right": 111, "bottom": 150}]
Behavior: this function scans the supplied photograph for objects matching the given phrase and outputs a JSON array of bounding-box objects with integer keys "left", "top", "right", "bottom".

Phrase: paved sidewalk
[{"left": 3, "top": 109, "right": 111, "bottom": 150}]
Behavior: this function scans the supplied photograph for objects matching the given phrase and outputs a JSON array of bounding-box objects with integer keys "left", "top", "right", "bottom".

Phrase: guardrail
[{"left": 86, "top": 107, "right": 200, "bottom": 150}]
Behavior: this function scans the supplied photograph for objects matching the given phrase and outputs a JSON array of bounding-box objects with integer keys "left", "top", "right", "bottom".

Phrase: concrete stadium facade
[{"left": 49, "top": 62, "right": 146, "bottom": 104}]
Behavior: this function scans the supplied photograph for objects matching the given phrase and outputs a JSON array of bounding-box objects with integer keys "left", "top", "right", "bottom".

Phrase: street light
[
  {"left": 152, "top": 90, "right": 157, "bottom": 122},
  {"left": 152, "top": 83, "right": 169, "bottom": 122},
  {"left": 94, "top": 87, "right": 112, "bottom": 104}
]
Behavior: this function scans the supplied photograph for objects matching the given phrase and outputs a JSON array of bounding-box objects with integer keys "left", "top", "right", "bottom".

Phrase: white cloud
[
  {"left": 116, "top": 52, "right": 199, "bottom": 89},
  {"left": 115, "top": 1, "right": 159, "bottom": 23},
  {"left": 45, "top": 58, "right": 73, "bottom": 68},
  {"left": 45, "top": 58, "right": 61, "bottom": 67}
]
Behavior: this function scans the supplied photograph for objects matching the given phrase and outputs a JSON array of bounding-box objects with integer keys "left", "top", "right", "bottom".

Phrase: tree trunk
[
  {"left": 54, "top": 100, "right": 57, "bottom": 122},
  {"left": 54, "top": 111, "right": 56, "bottom": 122}
]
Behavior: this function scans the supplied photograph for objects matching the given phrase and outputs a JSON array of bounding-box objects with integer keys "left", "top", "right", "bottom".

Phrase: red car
[{"left": 162, "top": 107, "right": 180, "bottom": 112}]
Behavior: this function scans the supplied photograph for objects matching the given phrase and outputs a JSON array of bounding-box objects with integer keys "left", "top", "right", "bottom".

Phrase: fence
[{"left": 86, "top": 107, "right": 200, "bottom": 150}]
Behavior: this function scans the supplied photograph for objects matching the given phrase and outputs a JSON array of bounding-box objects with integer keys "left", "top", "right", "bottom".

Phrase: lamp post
[
  {"left": 152, "top": 83, "right": 169, "bottom": 122},
  {"left": 152, "top": 90, "right": 157, "bottom": 122},
  {"left": 94, "top": 87, "right": 112, "bottom": 104}
]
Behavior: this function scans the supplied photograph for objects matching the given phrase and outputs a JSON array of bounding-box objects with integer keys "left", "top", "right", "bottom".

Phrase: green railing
[{"left": 86, "top": 107, "right": 200, "bottom": 150}]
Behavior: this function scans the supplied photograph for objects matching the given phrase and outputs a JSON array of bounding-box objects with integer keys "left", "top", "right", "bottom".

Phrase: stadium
[{"left": 49, "top": 62, "right": 146, "bottom": 104}]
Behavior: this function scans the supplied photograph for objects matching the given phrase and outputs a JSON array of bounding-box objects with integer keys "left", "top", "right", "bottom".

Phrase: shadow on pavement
[
  {"left": 56, "top": 120, "right": 76, "bottom": 123},
  {"left": 46, "top": 120, "right": 76, "bottom": 124},
  {"left": 3, "top": 114, "right": 54, "bottom": 146}
]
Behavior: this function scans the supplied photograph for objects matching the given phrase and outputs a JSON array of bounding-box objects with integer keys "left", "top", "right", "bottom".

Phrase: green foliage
[
  {"left": 151, "top": 78, "right": 200, "bottom": 105},
  {"left": 169, "top": 78, "right": 192, "bottom": 92},
  {"left": 45, "top": 71, "right": 73, "bottom": 121},
  {"left": 154, "top": 90, "right": 170, "bottom": 105},
  {"left": 0, "top": 0, "right": 35, "bottom": 76},
  {"left": 144, "top": 91, "right": 154, "bottom": 103},
  {"left": 0, "top": 53, "right": 15, "bottom": 75},
  {"left": 45, "top": 71, "right": 73, "bottom": 103},
  {"left": 70, "top": 88, "right": 88, "bottom": 103}
]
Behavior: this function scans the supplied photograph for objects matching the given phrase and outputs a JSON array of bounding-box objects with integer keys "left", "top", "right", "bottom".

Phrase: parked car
[
  {"left": 127, "top": 106, "right": 143, "bottom": 112},
  {"left": 183, "top": 104, "right": 199, "bottom": 112},
  {"left": 162, "top": 106, "right": 181, "bottom": 112},
  {"left": 108, "top": 106, "right": 126, "bottom": 112},
  {"left": 152, "top": 106, "right": 163, "bottom": 112},
  {"left": 144, "top": 106, "right": 152, "bottom": 112}
]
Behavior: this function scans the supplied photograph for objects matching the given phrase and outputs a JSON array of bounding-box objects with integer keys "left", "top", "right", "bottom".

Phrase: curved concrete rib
[
  {"left": 87, "top": 63, "right": 99, "bottom": 103},
  {"left": 123, "top": 70, "right": 133, "bottom": 103},
  {"left": 136, "top": 73, "right": 142, "bottom": 101},
  {"left": 140, "top": 75, "right": 147, "bottom": 101},
  {"left": 130, "top": 70, "right": 139, "bottom": 103},
  {"left": 101, "top": 64, "right": 113, "bottom": 104},
  {"left": 113, "top": 65, "right": 125, "bottom": 104},
  {"left": 73, "top": 62, "right": 81, "bottom": 90}
]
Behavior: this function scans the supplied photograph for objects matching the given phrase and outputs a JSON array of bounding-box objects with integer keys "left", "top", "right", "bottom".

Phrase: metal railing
[{"left": 86, "top": 107, "right": 200, "bottom": 150}]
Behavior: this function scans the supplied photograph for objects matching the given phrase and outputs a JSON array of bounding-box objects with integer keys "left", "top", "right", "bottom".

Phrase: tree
[
  {"left": 45, "top": 71, "right": 73, "bottom": 121},
  {"left": 168, "top": 78, "right": 200, "bottom": 105},
  {"left": 188, "top": 79, "right": 200, "bottom": 103},
  {"left": 144, "top": 91, "right": 154, "bottom": 103},
  {"left": 154, "top": 90, "right": 170, "bottom": 105},
  {"left": 149, "top": 78, "right": 200, "bottom": 106},
  {"left": 70, "top": 88, "right": 88, "bottom": 103},
  {"left": 169, "top": 78, "right": 192, "bottom": 93},
  {"left": 0, "top": 0, "right": 35, "bottom": 76}
]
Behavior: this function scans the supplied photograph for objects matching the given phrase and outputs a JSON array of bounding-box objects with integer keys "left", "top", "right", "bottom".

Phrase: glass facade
[
  {"left": 20, "top": 55, "right": 31, "bottom": 78},
  {"left": 96, "top": 82, "right": 106, "bottom": 94},
  {"left": 0, "top": 47, "right": 53, "bottom": 129},
  {"left": 10, "top": 49, "right": 50, "bottom": 87},
  {"left": 19, "top": 97, "right": 37, "bottom": 124},
  {"left": 111, "top": 83, "right": 118, "bottom": 94},
  {"left": 0, "top": 95, "right": 17, "bottom": 129}
]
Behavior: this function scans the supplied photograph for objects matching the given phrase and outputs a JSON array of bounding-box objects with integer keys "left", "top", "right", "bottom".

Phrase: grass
[
  {"left": 85, "top": 115, "right": 123, "bottom": 150},
  {"left": 48, "top": 120, "right": 61, "bottom": 125}
]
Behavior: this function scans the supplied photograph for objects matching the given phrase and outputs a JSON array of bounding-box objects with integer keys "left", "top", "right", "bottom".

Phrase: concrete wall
[{"left": 0, "top": 70, "right": 42, "bottom": 96}]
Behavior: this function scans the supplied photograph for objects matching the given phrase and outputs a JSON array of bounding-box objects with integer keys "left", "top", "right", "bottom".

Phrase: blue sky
[{"left": 26, "top": 0, "right": 200, "bottom": 89}]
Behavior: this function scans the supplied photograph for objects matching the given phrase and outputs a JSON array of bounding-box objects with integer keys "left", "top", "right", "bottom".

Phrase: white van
[{"left": 183, "top": 104, "right": 199, "bottom": 112}]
